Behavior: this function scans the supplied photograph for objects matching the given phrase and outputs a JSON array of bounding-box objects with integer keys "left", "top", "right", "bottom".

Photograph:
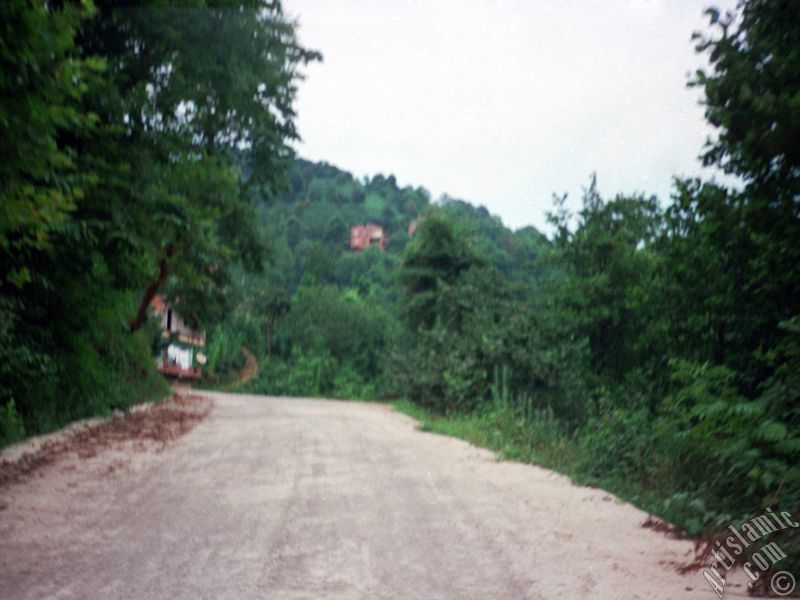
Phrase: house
[
  {"left": 350, "top": 223, "right": 386, "bottom": 251},
  {"left": 151, "top": 296, "right": 206, "bottom": 379}
]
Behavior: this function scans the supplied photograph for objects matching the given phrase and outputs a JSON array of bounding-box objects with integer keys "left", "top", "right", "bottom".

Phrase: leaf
[{"left": 756, "top": 421, "right": 789, "bottom": 443}]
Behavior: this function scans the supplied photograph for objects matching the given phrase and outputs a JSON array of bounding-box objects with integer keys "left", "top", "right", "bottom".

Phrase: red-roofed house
[{"left": 350, "top": 223, "right": 386, "bottom": 251}]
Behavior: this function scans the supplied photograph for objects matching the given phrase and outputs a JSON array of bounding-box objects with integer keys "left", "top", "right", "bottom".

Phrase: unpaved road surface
[{"left": 0, "top": 392, "right": 725, "bottom": 599}]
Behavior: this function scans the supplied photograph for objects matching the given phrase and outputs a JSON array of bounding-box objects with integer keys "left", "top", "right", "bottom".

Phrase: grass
[
  {"left": 393, "top": 398, "right": 726, "bottom": 554},
  {"left": 392, "top": 400, "right": 580, "bottom": 474},
  {"left": 391, "top": 398, "right": 675, "bottom": 529}
]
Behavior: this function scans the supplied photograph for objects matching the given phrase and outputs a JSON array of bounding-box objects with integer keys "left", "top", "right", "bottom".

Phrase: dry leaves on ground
[{"left": 0, "top": 394, "right": 211, "bottom": 489}]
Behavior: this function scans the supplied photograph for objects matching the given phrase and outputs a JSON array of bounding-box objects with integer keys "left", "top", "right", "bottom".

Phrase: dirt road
[{"left": 0, "top": 392, "right": 720, "bottom": 599}]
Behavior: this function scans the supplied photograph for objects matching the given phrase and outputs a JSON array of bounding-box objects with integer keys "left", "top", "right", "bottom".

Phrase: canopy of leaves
[
  {"left": 0, "top": 1, "right": 318, "bottom": 440},
  {"left": 692, "top": 1, "right": 800, "bottom": 197}
]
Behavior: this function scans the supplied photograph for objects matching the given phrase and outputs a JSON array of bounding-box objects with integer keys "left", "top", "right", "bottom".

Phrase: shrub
[{"left": 0, "top": 400, "right": 25, "bottom": 447}]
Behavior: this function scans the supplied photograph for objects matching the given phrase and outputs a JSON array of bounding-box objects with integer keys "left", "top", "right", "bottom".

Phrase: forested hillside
[{"left": 204, "top": 157, "right": 548, "bottom": 399}]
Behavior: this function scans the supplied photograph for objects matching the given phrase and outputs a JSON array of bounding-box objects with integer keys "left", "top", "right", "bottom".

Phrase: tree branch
[{"left": 129, "top": 244, "right": 175, "bottom": 333}]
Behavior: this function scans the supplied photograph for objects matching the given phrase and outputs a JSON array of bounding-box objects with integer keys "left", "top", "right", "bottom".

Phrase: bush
[
  {"left": 250, "top": 347, "right": 336, "bottom": 397},
  {"left": 574, "top": 400, "right": 652, "bottom": 485},
  {"left": 0, "top": 400, "right": 25, "bottom": 447}
]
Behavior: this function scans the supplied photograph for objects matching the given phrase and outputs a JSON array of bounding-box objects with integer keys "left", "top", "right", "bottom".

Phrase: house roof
[{"left": 151, "top": 295, "right": 168, "bottom": 312}]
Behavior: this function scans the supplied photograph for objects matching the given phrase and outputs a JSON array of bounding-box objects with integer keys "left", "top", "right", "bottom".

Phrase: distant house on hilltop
[
  {"left": 151, "top": 296, "right": 206, "bottom": 379},
  {"left": 350, "top": 223, "right": 386, "bottom": 251}
]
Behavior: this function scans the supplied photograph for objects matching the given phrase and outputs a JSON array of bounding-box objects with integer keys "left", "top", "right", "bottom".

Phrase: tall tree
[
  {"left": 399, "top": 211, "right": 484, "bottom": 331},
  {"left": 0, "top": 1, "right": 319, "bottom": 437},
  {"left": 692, "top": 0, "right": 800, "bottom": 198},
  {"left": 0, "top": 0, "right": 94, "bottom": 287},
  {"left": 690, "top": 0, "right": 800, "bottom": 389},
  {"left": 546, "top": 179, "right": 663, "bottom": 385},
  {"left": 72, "top": 1, "right": 321, "bottom": 331}
]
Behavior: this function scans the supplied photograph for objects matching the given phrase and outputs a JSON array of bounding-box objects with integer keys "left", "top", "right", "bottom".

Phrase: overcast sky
[{"left": 284, "top": 0, "right": 736, "bottom": 232}]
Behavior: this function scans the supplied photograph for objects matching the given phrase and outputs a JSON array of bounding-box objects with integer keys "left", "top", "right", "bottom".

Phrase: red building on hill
[{"left": 350, "top": 223, "right": 386, "bottom": 251}]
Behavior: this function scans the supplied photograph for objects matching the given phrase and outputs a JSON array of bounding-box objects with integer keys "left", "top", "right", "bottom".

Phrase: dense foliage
[
  {"left": 0, "top": 0, "right": 317, "bottom": 442},
  {"left": 206, "top": 158, "right": 547, "bottom": 399}
]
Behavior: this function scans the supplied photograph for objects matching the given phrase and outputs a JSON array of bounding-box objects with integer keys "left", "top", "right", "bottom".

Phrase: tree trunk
[{"left": 129, "top": 244, "right": 175, "bottom": 333}]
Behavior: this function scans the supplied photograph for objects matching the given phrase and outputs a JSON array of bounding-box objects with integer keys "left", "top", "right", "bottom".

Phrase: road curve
[{"left": 0, "top": 392, "right": 711, "bottom": 599}]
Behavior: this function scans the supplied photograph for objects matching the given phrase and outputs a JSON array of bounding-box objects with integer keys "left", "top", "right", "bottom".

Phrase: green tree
[
  {"left": 251, "top": 284, "right": 290, "bottom": 358},
  {"left": 692, "top": 1, "right": 800, "bottom": 197},
  {"left": 687, "top": 0, "right": 799, "bottom": 392},
  {"left": 0, "top": 0, "right": 95, "bottom": 287},
  {"left": 399, "top": 211, "right": 484, "bottom": 331},
  {"left": 0, "top": 1, "right": 319, "bottom": 438},
  {"left": 73, "top": 1, "right": 320, "bottom": 331},
  {"left": 546, "top": 178, "right": 663, "bottom": 385}
]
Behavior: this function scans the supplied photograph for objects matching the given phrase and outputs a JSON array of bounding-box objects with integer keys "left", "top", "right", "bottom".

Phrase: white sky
[{"left": 285, "top": 0, "right": 736, "bottom": 232}]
